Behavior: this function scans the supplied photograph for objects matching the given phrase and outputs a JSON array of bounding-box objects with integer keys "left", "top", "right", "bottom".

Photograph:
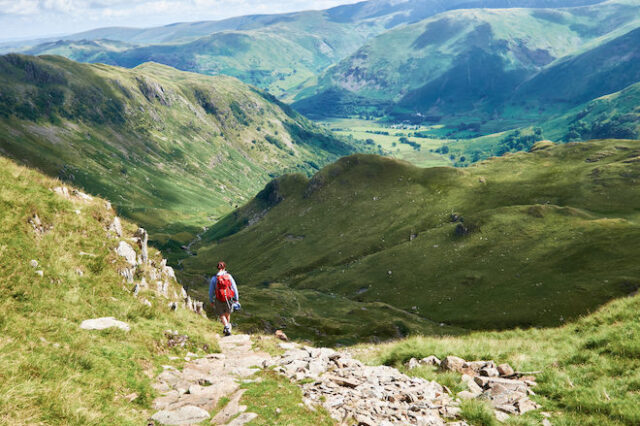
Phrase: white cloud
[{"left": 0, "top": 0, "right": 40, "bottom": 15}]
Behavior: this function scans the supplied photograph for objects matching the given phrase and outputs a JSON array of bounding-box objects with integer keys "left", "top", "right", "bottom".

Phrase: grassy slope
[
  {"left": 294, "top": 1, "right": 640, "bottom": 119},
  {"left": 0, "top": 54, "right": 365, "bottom": 261},
  {"left": 366, "top": 289, "right": 640, "bottom": 425},
  {"left": 510, "top": 24, "right": 640, "bottom": 113},
  {"left": 0, "top": 156, "right": 220, "bottom": 425},
  {"left": 443, "top": 79, "right": 640, "bottom": 163},
  {"left": 183, "top": 140, "right": 640, "bottom": 341}
]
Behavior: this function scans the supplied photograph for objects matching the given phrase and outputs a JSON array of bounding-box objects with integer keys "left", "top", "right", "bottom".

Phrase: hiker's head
[{"left": 217, "top": 261, "right": 226, "bottom": 271}]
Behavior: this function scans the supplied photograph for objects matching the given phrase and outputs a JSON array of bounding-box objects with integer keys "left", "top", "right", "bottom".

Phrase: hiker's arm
[
  {"left": 231, "top": 275, "right": 239, "bottom": 301},
  {"left": 208, "top": 276, "right": 217, "bottom": 304}
]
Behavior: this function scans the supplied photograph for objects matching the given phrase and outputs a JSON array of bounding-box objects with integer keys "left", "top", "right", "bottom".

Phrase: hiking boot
[{"left": 223, "top": 325, "right": 231, "bottom": 336}]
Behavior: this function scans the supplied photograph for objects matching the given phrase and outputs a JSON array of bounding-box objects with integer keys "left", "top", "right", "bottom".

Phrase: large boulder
[
  {"left": 80, "top": 317, "right": 130, "bottom": 331},
  {"left": 440, "top": 356, "right": 467, "bottom": 373},
  {"left": 116, "top": 241, "right": 137, "bottom": 266}
]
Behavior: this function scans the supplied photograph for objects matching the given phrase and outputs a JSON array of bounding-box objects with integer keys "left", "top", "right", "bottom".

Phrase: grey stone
[
  {"left": 406, "top": 357, "right": 420, "bottom": 369},
  {"left": 494, "top": 410, "right": 510, "bottom": 423},
  {"left": 480, "top": 367, "right": 500, "bottom": 377},
  {"left": 457, "top": 391, "right": 477, "bottom": 400},
  {"left": 116, "top": 241, "right": 137, "bottom": 266},
  {"left": 497, "top": 363, "right": 515, "bottom": 377},
  {"left": 29, "top": 259, "right": 38, "bottom": 268},
  {"left": 308, "top": 359, "right": 326, "bottom": 377},
  {"left": 80, "top": 317, "right": 130, "bottom": 331},
  {"left": 151, "top": 405, "right": 210, "bottom": 425},
  {"left": 211, "top": 389, "right": 247, "bottom": 424},
  {"left": 420, "top": 355, "right": 441, "bottom": 366},
  {"left": 73, "top": 189, "right": 93, "bottom": 201},
  {"left": 441, "top": 356, "right": 466, "bottom": 373},
  {"left": 474, "top": 376, "right": 528, "bottom": 392},
  {"left": 135, "top": 228, "right": 149, "bottom": 263},
  {"left": 109, "top": 217, "right": 123, "bottom": 237},
  {"left": 226, "top": 412, "right": 258, "bottom": 426},
  {"left": 516, "top": 397, "right": 540, "bottom": 414},
  {"left": 53, "top": 186, "right": 69, "bottom": 197}
]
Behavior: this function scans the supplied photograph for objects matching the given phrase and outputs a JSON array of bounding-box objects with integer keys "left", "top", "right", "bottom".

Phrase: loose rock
[
  {"left": 80, "top": 317, "right": 130, "bottom": 331},
  {"left": 150, "top": 405, "right": 210, "bottom": 425}
]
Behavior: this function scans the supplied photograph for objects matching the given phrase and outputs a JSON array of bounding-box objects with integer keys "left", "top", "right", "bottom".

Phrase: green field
[{"left": 320, "top": 118, "right": 453, "bottom": 168}]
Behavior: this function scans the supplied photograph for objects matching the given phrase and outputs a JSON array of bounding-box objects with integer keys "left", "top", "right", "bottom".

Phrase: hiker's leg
[
  {"left": 224, "top": 313, "right": 231, "bottom": 328},
  {"left": 219, "top": 314, "right": 228, "bottom": 326}
]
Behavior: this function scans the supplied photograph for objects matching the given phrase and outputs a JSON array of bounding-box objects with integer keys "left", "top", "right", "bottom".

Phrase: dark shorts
[{"left": 213, "top": 298, "right": 232, "bottom": 316}]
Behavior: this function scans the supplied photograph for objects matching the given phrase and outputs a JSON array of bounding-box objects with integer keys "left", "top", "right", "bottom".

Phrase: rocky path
[
  {"left": 150, "top": 334, "right": 270, "bottom": 425},
  {"left": 268, "top": 346, "right": 465, "bottom": 426},
  {"left": 150, "top": 334, "right": 540, "bottom": 425}
]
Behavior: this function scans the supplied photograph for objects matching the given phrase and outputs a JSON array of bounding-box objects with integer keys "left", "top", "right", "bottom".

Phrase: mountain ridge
[
  {"left": 295, "top": 0, "right": 640, "bottom": 121},
  {"left": 0, "top": 54, "right": 368, "bottom": 262}
]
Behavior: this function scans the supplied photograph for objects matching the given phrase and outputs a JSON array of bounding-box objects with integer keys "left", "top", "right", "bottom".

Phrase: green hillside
[
  {"left": 0, "top": 54, "right": 366, "bottom": 261},
  {"left": 545, "top": 82, "right": 640, "bottom": 142},
  {"left": 182, "top": 140, "right": 640, "bottom": 341},
  {"left": 0, "top": 155, "right": 219, "bottom": 424},
  {"left": 370, "top": 286, "right": 640, "bottom": 425},
  {"left": 295, "top": 0, "right": 640, "bottom": 121},
  {"left": 436, "top": 79, "right": 640, "bottom": 165},
  {"left": 512, "top": 25, "right": 640, "bottom": 112}
]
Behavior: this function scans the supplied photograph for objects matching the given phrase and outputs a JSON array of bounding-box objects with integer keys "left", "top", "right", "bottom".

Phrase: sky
[{"left": 0, "top": 0, "right": 364, "bottom": 41}]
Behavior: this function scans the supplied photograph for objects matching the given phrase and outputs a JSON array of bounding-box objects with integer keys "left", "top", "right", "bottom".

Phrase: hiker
[{"left": 209, "top": 261, "right": 239, "bottom": 336}]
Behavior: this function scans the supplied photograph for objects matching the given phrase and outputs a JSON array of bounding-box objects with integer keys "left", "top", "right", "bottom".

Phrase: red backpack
[{"left": 215, "top": 273, "right": 235, "bottom": 302}]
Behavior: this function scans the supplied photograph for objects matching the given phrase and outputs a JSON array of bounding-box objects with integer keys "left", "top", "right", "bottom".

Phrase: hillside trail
[
  {"left": 150, "top": 333, "right": 539, "bottom": 425},
  {"left": 150, "top": 333, "right": 271, "bottom": 425},
  {"left": 149, "top": 332, "right": 464, "bottom": 426}
]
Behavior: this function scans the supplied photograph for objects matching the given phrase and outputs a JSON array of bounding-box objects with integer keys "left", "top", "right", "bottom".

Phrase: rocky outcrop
[
  {"left": 50, "top": 185, "right": 206, "bottom": 317},
  {"left": 269, "top": 347, "right": 463, "bottom": 425},
  {"left": 406, "top": 355, "right": 541, "bottom": 421},
  {"left": 134, "top": 227, "right": 149, "bottom": 263}
]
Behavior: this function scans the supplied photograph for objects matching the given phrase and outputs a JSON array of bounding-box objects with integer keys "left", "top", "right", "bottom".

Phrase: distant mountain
[
  {"left": 7, "top": 0, "right": 609, "bottom": 99},
  {"left": 325, "top": 0, "right": 607, "bottom": 26},
  {"left": 295, "top": 0, "right": 640, "bottom": 119},
  {"left": 22, "top": 13, "right": 385, "bottom": 99},
  {"left": 183, "top": 141, "right": 640, "bottom": 338},
  {"left": 513, "top": 25, "right": 640, "bottom": 111},
  {"left": 0, "top": 54, "right": 366, "bottom": 259}
]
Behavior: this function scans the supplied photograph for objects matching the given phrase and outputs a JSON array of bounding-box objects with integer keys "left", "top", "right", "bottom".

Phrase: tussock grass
[
  {"left": 460, "top": 399, "right": 498, "bottom": 426},
  {"left": 240, "top": 370, "right": 333, "bottom": 425},
  {"left": 0, "top": 157, "right": 219, "bottom": 424},
  {"left": 368, "top": 292, "right": 640, "bottom": 425}
]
